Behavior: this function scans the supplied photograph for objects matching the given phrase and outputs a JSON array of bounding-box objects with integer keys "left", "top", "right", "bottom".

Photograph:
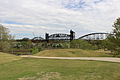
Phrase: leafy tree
[
  {"left": 0, "top": 24, "right": 13, "bottom": 52},
  {"left": 105, "top": 18, "right": 120, "bottom": 56}
]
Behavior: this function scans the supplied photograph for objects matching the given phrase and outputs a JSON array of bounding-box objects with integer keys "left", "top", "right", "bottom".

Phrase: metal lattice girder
[
  {"left": 32, "top": 37, "right": 44, "bottom": 40},
  {"left": 49, "top": 33, "right": 70, "bottom": 40},
  {"left": 78, "top": 33, "right": 109, "bottom": 40}
]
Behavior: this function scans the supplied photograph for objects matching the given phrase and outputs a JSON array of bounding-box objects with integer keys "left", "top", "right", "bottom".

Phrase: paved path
[{"left": 20, "top": 55, "right": 120, "bottom": 63}]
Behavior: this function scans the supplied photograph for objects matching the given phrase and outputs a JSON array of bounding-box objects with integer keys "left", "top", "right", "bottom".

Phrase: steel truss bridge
[
  {"left": 78, "top": 33, "right": 109, "bottom": 40},
  {"left": 31, "top": 32, "right": 109, "bottom": 42},
  {"left": 48, "top": 33, "right": 70, "bottom": 40},
  {"left": 18, "top": 31, "right": 109, "bottom": 42}
]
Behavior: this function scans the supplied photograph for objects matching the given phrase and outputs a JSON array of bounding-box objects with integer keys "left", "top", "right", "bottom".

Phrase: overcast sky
[{"left": 0, "top": 0, "right": 120, "bottom": 39}]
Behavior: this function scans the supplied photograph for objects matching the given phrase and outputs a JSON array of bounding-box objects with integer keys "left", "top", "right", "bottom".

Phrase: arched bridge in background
[
  {"left": 18, "top": 31, "right": 109, "bottom": 42},
  {"left": 78, "top": 33, "right": 109, "bottom": 40}
]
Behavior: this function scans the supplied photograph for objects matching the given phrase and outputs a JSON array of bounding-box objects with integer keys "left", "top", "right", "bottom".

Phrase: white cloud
[{"left": 0, "top": 0, "right": 120, "bottom": 39}]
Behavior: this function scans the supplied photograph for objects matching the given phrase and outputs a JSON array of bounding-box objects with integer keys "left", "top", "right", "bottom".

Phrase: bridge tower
[
  {"left": 70, "top": 30, "right": 75, "bottom": 41},
  {"left": 45, "top": 33, "right": 49, "bottom": 42}
]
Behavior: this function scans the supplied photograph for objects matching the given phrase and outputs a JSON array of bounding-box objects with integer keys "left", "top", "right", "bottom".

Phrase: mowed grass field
[
  {"left": 35, "top": 49, "right": 112, "bottom": 57},
  {"left": 0, "top": 52, "right": 120, "bottom": 80},
  {"left": 0, "top": 52, "right": 21, "bottom": 64}
]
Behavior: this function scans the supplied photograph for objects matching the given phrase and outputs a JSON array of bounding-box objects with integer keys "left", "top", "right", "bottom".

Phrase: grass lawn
[
  {"left": 35, "top": 49, "right": 112, "bottom": 57},
  {"left": 0, "top": 57, "right": 120, "bottom": 80},
  {"left": 0, "top": 52, "right": 21, "bottom": 64}
]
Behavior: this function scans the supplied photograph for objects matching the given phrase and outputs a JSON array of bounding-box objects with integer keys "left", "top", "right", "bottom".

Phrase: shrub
[{"left": 70, "top": 40, "right": 97, "bottom": 50}]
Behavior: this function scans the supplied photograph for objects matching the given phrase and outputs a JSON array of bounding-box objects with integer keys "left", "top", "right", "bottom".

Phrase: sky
[{"left": 0, "top": 0, "right": 120, "bottom": 39}]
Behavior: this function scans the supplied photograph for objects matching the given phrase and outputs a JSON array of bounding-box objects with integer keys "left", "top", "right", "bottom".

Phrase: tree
[
  {"left": 0, "top": 24, "right": 13, "bottom": 52},
  {"left": 105, "top": 18, "right": 120, "bottom": 56}
]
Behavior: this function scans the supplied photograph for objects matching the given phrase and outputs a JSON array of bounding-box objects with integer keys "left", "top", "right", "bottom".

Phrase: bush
[
  {"left": 32, "top": 48, "right": 39, "bottom": 54},
  {"left": 70, "top": 40, "right": 97, "bottom": 50},
  {"left": 0, "top": 41, "right": 11, "bottom": 52},
  {"left": 32, "top": 47, "right": 42, "bottom": 54}
]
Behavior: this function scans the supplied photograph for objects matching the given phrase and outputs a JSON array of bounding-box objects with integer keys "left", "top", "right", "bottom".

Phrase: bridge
[
  {"left": 45, "top": 30, "right": 75, "bottom": 42},
  {"left": 18, "top": 31, "right": 109, "bottom": 42},
  {"left": 78, "top": 33, "right": 109, "bottom": 40}
]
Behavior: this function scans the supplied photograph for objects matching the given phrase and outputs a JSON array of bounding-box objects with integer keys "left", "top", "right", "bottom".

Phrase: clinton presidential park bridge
[{"left": 18, "top": 30, "right": 109, "bottom": 43}]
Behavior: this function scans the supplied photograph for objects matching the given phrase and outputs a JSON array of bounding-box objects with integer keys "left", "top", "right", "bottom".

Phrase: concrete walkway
[{"left": 20, "top": 55, "right": 120, "bottom": 63}]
